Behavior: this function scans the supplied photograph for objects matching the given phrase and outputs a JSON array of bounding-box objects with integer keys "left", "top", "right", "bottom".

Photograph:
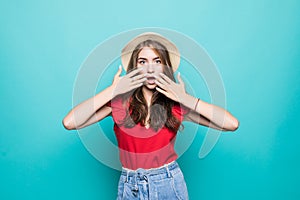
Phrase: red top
[{"left": 106, "top": 96, "right": 190, "bottom": 170}]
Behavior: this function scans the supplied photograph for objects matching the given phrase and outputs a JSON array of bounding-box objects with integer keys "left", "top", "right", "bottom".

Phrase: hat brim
[{"left": 121, "top": 32, "right": 180, "bottom": 72}]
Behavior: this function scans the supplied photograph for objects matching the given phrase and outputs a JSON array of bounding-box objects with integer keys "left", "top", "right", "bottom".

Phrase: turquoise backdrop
[{"left": 1, "top": 0, "right": 299, "bottom": 199}]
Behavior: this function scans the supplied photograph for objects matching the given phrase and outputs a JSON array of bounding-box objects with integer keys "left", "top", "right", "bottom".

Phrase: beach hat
[{"left": 121, "top": 32, "right": 180, "bottom": 72}]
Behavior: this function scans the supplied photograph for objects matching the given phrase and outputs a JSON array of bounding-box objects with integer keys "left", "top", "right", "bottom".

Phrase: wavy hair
[{"left": 121, "top": 40, "right": 183, "bottom": 132}]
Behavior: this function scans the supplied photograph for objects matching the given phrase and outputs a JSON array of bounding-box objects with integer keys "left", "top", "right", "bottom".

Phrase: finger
[
  {"left": 154, "top": 79, "right": 167, "bottom": 90},
  {"left": 132, "top": 73, "right": 147, "bottom": 81},
  {"left": 154, "top": 74, "right": 169, "bottom": 87},
  {"left": 177, "top": 72, "right": 185, "bottom": 86},
  {"left": 159, "top": 73, "right": 173, "bottom": 84},
  {"left": 131, "top": 76, "right": 147, "bottom": 85},
  {"left": 130, "top": 82, "right": 144, "bottom": 90},
  {"left": 114, "top": 65, "right": 123, "bottom": 77},
  {"left": 156, "top": 87, "right": 168, "bottom": 97},
  {"left": 127, "top": 67, "right": 143, "bottom": 78},
  {"left": 134, "top": 77, "right": 147, "bottom": 84}
]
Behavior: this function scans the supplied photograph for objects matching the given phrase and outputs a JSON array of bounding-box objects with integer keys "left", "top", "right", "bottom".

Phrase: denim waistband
[
  {"left": 121, "top": 160, "right": 178, "bottom": 178},
  {"left": 118, "top": 160, "right": 189, "bottom": 199}
]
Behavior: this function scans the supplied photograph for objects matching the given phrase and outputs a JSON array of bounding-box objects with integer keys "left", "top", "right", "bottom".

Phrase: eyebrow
[{"left": 137, "top": 57, "right": 160, "bottom": 60}]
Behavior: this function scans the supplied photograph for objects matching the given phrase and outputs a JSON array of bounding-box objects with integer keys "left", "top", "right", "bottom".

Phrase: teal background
[{"left": 1, "top": 0, "right": 299, "bottom": 199}]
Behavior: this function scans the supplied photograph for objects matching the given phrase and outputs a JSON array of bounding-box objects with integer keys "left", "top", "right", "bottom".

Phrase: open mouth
[
  {"left": 146, "top": 77, "right": 155, "bottom": 85},
  {"left": 144, "top": 73, "right": 157, "bottom": 85}
]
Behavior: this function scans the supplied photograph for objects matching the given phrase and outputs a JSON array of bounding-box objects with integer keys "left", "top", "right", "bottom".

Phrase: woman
[{"left": 62, "top": 32, "right": 239, "bottom": 199}]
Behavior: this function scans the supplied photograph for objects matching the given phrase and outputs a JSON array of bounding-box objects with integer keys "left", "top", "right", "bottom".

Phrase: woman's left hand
[{"left": 154, "top": 72, "right": 187, "bottom": 103}]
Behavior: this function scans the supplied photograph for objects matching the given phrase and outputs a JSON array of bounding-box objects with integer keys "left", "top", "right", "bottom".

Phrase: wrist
[
  {"left": 108, "top": 85, "right": 117, "bottom": 99},
  {"left": 180, "top": 93, "right": 197, "bottom": 110},
  {"left": 194, "top": 98, "right": 200, "bottom": 111}
]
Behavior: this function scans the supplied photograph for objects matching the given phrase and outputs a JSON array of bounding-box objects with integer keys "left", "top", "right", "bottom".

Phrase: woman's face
[{"left": 136, "top": 47, "right": 164, "bottom": 90}]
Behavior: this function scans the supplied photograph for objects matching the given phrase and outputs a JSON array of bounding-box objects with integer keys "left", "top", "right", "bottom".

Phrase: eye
[
  {"left": 138, "top": 60, "right": 145, "bottom": 64},
  {"left": 155, "top": 59, "right": 161, "bottom": 64}
]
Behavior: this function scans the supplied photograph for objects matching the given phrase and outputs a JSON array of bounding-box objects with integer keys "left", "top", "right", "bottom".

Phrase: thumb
[
  {"left": 177, "top": 72, "right": 184, "bottom": 86},
  {"left": 115, "top": 65, "right": 123, "bottom": 77}
]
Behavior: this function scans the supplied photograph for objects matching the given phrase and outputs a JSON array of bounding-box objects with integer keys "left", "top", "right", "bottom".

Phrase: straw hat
[{"left": 121, "top": 32, "right": 180, "bottom": 72}]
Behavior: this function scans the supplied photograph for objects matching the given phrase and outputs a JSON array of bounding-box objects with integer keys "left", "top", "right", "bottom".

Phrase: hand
[
  {"left": 154, "top": 72, "right": 187, "bottom": 103},
  {"left": 111, "top": 66, "right": 147, "bottom": 97}
]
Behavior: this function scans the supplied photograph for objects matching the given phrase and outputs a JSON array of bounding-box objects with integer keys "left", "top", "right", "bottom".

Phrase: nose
[{"left": 147, "top": 64, "right": 154, "bottom": 73}]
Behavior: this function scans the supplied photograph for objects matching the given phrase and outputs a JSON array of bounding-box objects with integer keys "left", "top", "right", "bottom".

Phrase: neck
[{"left": 142, "top": 86, "right": 154, "bottom": 107}]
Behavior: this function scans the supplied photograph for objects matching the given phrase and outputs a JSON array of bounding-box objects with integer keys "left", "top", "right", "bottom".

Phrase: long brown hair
[{"left": 121, "top": 40, "right": 183, "bottom": 132}]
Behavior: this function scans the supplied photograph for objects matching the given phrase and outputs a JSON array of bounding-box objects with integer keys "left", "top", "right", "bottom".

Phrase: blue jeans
[{"left": 117, "top": 161, "right": 189, "bottom": 200}]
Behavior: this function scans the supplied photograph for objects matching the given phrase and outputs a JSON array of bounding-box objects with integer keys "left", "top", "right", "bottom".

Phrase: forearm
[
  {"left": 62, "top": 85, "right": 115, "bottom": 130},
  {"left": 181, "top": 94, "right": 239, "bottom": 131}
]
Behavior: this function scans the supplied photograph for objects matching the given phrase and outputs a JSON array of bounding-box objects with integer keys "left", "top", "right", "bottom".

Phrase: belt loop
[
  {"left": 125, "top": 170, "right": 129, "bottom": 183},
  {"left": 134, "top": 173, "right": 137, "bottom": 185},
  {"left": 131, "top": 173, "right": 139, "bottom": 197},
  {"left": 165, "top": 163, "right": 172, "bottom": 178}
]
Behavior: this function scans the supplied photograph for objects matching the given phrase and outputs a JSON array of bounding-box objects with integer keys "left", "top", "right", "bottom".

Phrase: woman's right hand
[{"left": 111, "top": 65, "right": 147, "bottom": 97}]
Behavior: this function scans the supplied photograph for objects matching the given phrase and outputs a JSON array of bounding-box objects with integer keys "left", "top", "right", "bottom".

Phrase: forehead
[{"left": 138, "top": 47, "right": 160, "bottom": 59}]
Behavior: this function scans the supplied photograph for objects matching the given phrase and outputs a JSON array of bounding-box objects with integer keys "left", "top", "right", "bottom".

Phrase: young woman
[{"left": 62, "top": 32, "right": 239, "bottom": 199}]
